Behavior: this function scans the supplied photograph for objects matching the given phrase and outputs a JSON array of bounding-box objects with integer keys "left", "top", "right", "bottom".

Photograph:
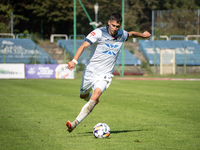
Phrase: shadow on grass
[
  {"left": 111, "top": 129, "right": 143, "bottom": 133},
  {"left": 84, "top": 129, "right": 143, "bottom": 134},
  {"left": 67, "top": 129, "right": 144, "bottom": 137}
]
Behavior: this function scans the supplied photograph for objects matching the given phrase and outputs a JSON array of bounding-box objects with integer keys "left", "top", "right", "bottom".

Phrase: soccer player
[{"left": 66, "top": 13, "right": 151, "bottom": 132}]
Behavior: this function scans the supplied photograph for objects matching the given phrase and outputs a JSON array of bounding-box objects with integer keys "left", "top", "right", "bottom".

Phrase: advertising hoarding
[
  {"left": 25, "top": 64, "right": 74, "bottom": 79},
  {"left": 0, "top": 64, "right": 25, "bottom": 79}
]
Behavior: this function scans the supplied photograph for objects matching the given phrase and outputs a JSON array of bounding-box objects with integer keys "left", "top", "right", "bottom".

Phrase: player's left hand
[{"left": 142, "top": 31, "right": 151, "bottom": 38}]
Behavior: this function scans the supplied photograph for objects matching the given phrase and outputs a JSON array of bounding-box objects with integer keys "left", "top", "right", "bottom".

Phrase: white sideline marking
[
  {"left": 116, "top": 78, "right": 200, "bottom": 81},
  {"left": 0, "top": 94, "right": 77, "bottom": 97}
]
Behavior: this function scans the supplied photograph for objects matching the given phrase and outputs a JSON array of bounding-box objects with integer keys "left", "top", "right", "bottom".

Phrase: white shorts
[
  {"left": 80, "top": 80, "right": 108, "bottom": 95},
  {"left": 80, "top": 69, "right": 113, "bottom": 95}
]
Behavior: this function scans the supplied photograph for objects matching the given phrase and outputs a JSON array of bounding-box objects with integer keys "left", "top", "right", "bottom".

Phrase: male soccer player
[{"left": 66, "top": 13, "right": 151, "bottom": 132}]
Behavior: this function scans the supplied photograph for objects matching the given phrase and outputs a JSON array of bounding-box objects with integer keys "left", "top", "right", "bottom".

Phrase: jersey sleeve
[{"left": 85, "top": 29, "right": 102, "bottom": 45}]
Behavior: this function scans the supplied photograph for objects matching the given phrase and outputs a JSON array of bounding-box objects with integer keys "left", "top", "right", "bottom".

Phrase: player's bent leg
[
  {"left": 67, "top": 89, "right": 102, "bottom": 132},
  {"left": 66, "top": 80, "right": 107, "bottom": 133}
]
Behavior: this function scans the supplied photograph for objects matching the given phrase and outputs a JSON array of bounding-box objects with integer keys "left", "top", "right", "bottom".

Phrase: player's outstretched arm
[
  {"left": 128, "top": 31, "right": 151, "bottom": 38},
  {"left": 67, "top": 41, "right": 91, "bottom": 71}
]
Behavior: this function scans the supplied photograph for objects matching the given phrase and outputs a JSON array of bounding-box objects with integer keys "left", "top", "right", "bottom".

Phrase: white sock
[
  {"left": 72, "top": 100, "right": 96, "bottom": 128},
  {"left": 84, "top": 92, "right": 92, "bottom": 102}
]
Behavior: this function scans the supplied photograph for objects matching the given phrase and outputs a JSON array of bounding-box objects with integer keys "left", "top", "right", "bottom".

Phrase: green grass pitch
[{"left": 0, "top": 76, "right": 200, "bottom": 150}]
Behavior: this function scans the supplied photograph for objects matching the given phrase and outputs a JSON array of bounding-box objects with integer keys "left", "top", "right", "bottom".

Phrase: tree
[
  {"left": 1, "top": 0, "right": 200, "bottom": 39},
  {"left": 27, "top": 0, "right": 73, "bottom": 36},
  {"left": 0, "top": 3, "right": 13, "bottom": 33}
]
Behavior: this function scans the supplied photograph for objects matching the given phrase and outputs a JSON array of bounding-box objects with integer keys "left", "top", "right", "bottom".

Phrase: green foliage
[
  {"left": 0, "top": 78, "right": 200, "bottom": 149},
  {"left": 154, "top": 9, "right": 200, "bottom": 37},
  {"left": 28, "top": 0, "right": 73, "bottom": 22},
  {"left": 31, "top": 32, "right": 40, "bottom": 44},
  {"left": 27, "top": 0, "right": 73, "bottom": 34},
  {"left": 23, "top": 30, "right": 29, "bottom": 34},
  {"left": 141, "top": 61, "right": 152, "bottom": 73},
  {"left": 0, "top": 3, "right": 13, "bottom": 33},
  {"left": 0, "top": 0, "right": 200, "bottom": 37}
]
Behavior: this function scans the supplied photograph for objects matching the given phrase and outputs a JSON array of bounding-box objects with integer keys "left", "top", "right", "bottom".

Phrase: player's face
[{"left": 108, "top": 20, "right": 121, "bottom": 36}]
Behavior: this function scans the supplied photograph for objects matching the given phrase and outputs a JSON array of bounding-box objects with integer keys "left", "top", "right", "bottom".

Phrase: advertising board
[
  {"left": 25, "top": 64, "right": 74, "bottom": 79},
  {"left": 0, "top": 64, "right": 25, "bottom": 79}
]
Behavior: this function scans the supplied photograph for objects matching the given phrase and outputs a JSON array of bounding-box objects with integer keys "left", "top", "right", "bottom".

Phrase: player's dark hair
[{"left": 110, "top": 13, "right": 122, "bottom": 23}]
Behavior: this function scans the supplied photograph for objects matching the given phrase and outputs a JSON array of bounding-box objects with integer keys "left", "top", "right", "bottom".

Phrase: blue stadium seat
[
  {"left": 139, "top": 40, "right": 200, "bottom": 65},
  {"left": 0, "top": 38, "right": 57, "bottom": 64}
]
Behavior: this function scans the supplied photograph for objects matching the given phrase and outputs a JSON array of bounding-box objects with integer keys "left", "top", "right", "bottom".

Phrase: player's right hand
[{"left": 67, "top": 61, "right": 75, "bottom": 71}]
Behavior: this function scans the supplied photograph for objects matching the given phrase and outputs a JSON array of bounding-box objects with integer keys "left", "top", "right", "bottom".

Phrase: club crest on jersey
[
  {"left": 102, "top": 43, "right": 119, "bottom": 56},
  {"left": 116, "top": 36, "right": 121, "bottom": 41}
]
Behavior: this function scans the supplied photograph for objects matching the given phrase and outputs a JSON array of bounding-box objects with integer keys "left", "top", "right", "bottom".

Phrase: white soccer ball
[{"left": 93, "top": 123, "right": 110, "bottom": 138}]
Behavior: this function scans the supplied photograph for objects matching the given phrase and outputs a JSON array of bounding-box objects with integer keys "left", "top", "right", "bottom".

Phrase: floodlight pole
[
  {"left": 121, "top": 0, "right": 125, "bottom": 77},
  {"left": 152, "top": 10, "right": 154, "bottom": 41},
  {"left": 74, "top": 0, "right": 77, "bottom": 76},
  {"left": 89, "top": 2, "right": 102, "bottom": 28},
  {"left": 198, "top": 9, "right": 199, "bottom": 35},
  {"left": 94, "top": 3, "right": 99, "bottom": 24}
]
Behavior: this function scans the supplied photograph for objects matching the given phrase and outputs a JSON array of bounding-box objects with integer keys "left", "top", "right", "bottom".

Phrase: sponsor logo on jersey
[
  {"left": 90, "top": 31, "right": 96, "bottom": 36},
  {"left": 102, "top": 43, "right": 119, "bottom": 56}
]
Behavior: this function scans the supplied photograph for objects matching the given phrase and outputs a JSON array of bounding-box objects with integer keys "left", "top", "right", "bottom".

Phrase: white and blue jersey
[
  {"left": 80, "top": 26, "right": 129, "bottom": 94},
  {"left": 85, "top": 26, "right": 129, "bottom": 76}
]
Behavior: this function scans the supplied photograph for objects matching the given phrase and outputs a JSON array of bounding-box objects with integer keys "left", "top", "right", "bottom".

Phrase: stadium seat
[
  {"left": 139, "top": 40, "right": 200, "bottom": 65},
  {"left": 0, "top": 38, "right": 57, "bottom": 64}
]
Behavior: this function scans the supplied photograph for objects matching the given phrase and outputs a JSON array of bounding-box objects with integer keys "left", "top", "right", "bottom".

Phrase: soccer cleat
[{"left": 66, "top": 121, "right": 74, "bottom": 133}]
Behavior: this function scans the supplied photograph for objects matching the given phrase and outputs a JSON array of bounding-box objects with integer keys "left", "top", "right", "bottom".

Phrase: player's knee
[
  {"left": 94, "top": 88, "right": 102, "bottom": 96},
  {"left": 91, "top": 89, "right": 102, "bottom": 101}
]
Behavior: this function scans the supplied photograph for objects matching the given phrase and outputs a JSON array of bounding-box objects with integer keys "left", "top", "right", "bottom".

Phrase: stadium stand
[
  {"left": 139, "top": 40, "right": 200, "bottom": 65},
  {"left": 0, "top": 38, "right": 57, "bottom": 64},
  {"left": 57, "top": 39, "right": 140, "bottom": 65}
]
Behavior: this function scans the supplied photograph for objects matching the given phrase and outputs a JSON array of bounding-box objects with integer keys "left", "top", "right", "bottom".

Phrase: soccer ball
[{"left": 93, "top": 123, "right": 110, "bottom": 138}]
